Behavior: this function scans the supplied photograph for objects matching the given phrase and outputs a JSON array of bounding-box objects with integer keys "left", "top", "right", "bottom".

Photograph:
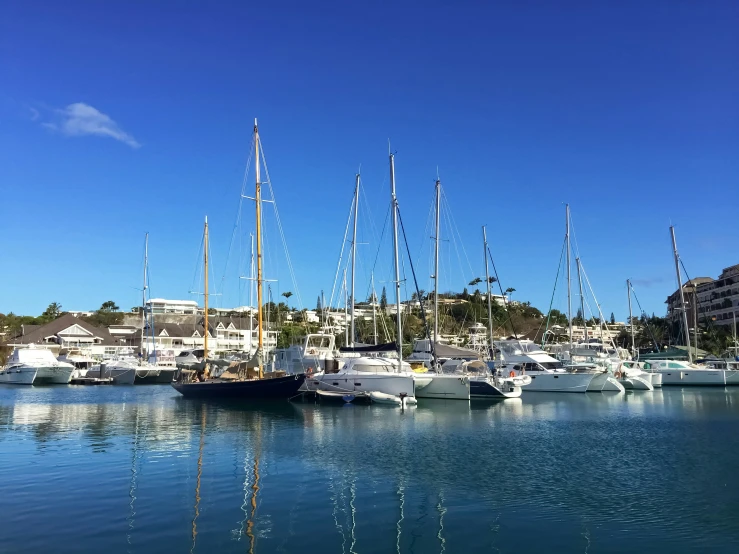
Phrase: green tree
[
  {"left": 282, "top": 291, "right": 293, "bottom": 308},
  {"left": 380, "top": 287, "right": 387, "bottom": 311},
  {"left": 42, "top": 302, "right": 63, "bottom": 321},
  {"left": 610, "top": 312, "right": 616, "bottom": 325},
  {"left": 504, "top": 287, "right": 516, "bottom": 300},
  {"left": 100, "top": 300, "right": 119, "bottom": 312},
  {"left": 469, "top": 278, "right": 482, "bottom": 287}
]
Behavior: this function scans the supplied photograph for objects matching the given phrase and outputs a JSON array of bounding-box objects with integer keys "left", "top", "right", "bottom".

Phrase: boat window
[
  {"left": 520, "top": 342, "right": 545, "bottom": 354},
  {"left": 668, "top": 362, "right": 683, "bottom": 369},
  {"left": 307, "top": 336, "right": 330, "bottom": 349}
]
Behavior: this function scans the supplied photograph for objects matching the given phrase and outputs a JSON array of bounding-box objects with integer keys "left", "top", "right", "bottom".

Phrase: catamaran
[
  {"left": 172, "top": 120, "right": 306, "bottom": 399},
  {"left": 644, "top": 227, "right": 733, "bottom": 386}
]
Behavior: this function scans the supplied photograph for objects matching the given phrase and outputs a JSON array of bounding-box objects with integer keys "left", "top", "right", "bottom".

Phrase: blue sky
[{"left": 1, "top": 1, "right": 737, "bottom": 322}]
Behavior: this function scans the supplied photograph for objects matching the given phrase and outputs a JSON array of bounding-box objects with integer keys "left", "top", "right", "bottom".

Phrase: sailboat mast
[
  {"left": 566, "top": 204, "right": 573, "bottom": 345},
  {"left": 343, "top": 269, "right": 349, "bottom": 346},
  {"left": 575, "top": 257, "right": 587, "bottom": 342},
  {"left": 140, "top": 232, "right": 148, "bottom": 358},
  {"left": 371, "top": 273, "right": 377, "bottom": 345},
  {"left": 255, "top": 119, "right": 264, "bottom": 378},
  {"left": 390, "top": 153, "right": 402, "bottom": 365},
  {"left": 483, "top": 226, "right": 494, "bottom": 357},
  {"left": 204, "top": 217, "right": 209, "bottom": 360},
  {"left": 670, "top": 225, "right": 692, "bottom": 363},
  {"left": 627, "top": 279, "right": 636, "bottom": 359},
  {"left": 433, "top": 179, "right": 440, "bottom": 346},
  {"left": 349, "top": 174, "right": 359, "bottom": 346},
  {"left": 249, "top": 233, "right": 254, "bottom": 352}
]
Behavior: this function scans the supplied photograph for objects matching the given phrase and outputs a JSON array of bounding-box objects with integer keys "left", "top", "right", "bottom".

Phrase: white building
[{"left": 145, "top": 298, "right": 200, "bottom": 315}]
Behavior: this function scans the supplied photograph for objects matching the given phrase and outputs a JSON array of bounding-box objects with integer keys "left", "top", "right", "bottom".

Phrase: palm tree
[
  {"left": 505, "top": 287, "right": 516, "bottom": 301},
  {"left": 281, "top": 291, "right": 293, "bottom": 309},
  {"left": 42, "top": 302, "right": 62, "bottom": 320}
]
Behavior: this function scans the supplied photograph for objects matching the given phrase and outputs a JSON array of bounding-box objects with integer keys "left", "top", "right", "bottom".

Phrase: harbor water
[{"left": 1, "top": 385, "right": 738, "bottom": 553}]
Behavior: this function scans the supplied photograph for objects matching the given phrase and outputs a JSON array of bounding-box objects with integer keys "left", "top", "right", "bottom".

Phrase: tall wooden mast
[
  {"left": 204, "top": 217, "right": 209, "bottom": 359},
  {"left": 255, "top": 119, "right": 264, "bottom": 379}
]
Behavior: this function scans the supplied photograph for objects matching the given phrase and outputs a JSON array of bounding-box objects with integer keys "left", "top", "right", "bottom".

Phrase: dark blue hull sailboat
[{"left": 172, "top": 373, "right": 306, "bottom": 399}]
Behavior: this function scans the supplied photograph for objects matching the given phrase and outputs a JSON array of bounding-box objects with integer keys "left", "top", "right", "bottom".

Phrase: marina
[
  {"left": 3, "top": 2, "right": 738, "bottom": 552},
  {"left": 1, "top": 384, "right": 738, "bottom": 554}
]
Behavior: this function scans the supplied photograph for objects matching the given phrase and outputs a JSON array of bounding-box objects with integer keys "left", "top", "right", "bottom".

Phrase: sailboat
[
  {"left": 646, "top": 226, "right": 730, "bottom": 386},
  {"left": 310, "top": 154, "right": 432, "bottom": 401},
  {"left": 413, "top": 178, "right": 472, "bottom": 400},
  {"left": 502, "top": 205, "right": 620, "bottom": 392},
  {"left": 172, "top": 120, "right": 306, "bottom": 399},
  {"left": 101, "top": 234, "right": 175, "bottom": 384}
]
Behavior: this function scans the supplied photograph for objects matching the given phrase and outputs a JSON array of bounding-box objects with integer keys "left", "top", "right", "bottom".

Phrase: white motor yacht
[
  {"left": 57, "top": 350, "right": 97, "bottom": 379},
  {"left": 494, "top": 339, "right": 610, "bottom": 393},
  {"left": 309, "top": 357, "right": 431, "bottom": 400},
  {"left": 644, "top": 360, "right": 728, "bottom": 386},
  {"left": 0, "top": 344, "right": 74, "bottom": 385}
]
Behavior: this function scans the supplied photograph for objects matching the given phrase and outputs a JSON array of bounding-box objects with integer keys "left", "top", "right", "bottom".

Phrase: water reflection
[{"left": 1, "top": 386, "right": 739, "bottom": 553}]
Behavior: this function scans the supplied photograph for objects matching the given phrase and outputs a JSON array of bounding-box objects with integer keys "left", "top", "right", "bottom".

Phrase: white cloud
[
  {"left": 45, "top": 102, "right": 140, "bottom": 148},
  {"left": 29, "top": 107, "right": 40, "bottom": 121}
]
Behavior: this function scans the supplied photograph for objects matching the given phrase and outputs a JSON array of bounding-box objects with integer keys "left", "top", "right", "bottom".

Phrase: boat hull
[
  {"left": 34, "top": 366, "right": 74, "bottom": 385},
  {"left": 643, "top": 372, "right": 662, "bottom": 388},
  {"left": 658, "top": 369, "right": 727, "bottom": 386},
  {"left": 0, "top": 367, "right": 38, "bottom": 385},
  {"left": 134, "top": 368, "right": 177, "bottom": 384},
  {"left": 172, "top": 373, "right": 306, "bottom": 399},
  {"left": 415, "top": 374, "right": 470, "bottom": 400},
  {"left": 586, "top": 372, "right": 625, "bottom": 392},
  {"left": 619, "top": 376, "right": 654, "bottom": 391},
  {"left": 725, "top": 371, "right": 739, "bottom": 385},
  {"left": 314, "top": 373, "right": 415, "bottom": 397},
  {"left": 470, "top": 377, "right": 522, "bottom": 399},
  {"left": 515, "top": 371, "right": 594, "bottom": 393}
]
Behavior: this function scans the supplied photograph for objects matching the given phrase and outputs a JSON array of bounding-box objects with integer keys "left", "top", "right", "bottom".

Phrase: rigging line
[
  {"left": 258, "top": 141, "right": 304, "bottom": 310},
  {"left": 542, "top": 237, "right": 567, "bottom": 346},
  {"left": 368, "top": 202, "right": 392, "bottom": 286},
  {"left": 631, "top": 285, "right": 660, "bottom": 350},
  {"left": 327, "top": 191, "right": 356, "bottom": 311},
  {"left": 397, "top": 204, "right": 435, "bottom": 360},
  {"left": 486, "top": 246, "right": 519, "bottom": 339},
  {"left": 441, "top": 187, "right": 476, "bottom": 280},
  {"left": 189, "top": 231, "right": 206, "bottom": 298},
  {"left": 220, "top": 138, "right": 255, "bottom": 302},
  {"left": 579, "top": 262, "right": 618, "bottom": 349},
  {"left": 358, "top": 181, "right": 388, "bottom": 282},
  {"left": 440, "top": 197, "right": 466, "bottom": 290}
]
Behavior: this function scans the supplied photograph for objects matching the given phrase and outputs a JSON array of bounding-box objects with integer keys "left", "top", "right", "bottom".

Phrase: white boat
[
  {"left": 644, "top": 359, "right": 727, "bottom": 386},
  {"left": 620, "top": 361, "right": 660, "bottom": 389},
  {"left": 369, "top": 391, "right": 417, "bottom": 407},
  {"left": 494, "top": 339, "right": 602, "bottom": 393},
  {"left": 91, "top": 359, "right": 137, "bottom": 385},
  {"left": 0, "top": 365, "right": 37, "bottom": 384},
  {"left": 276, "top": 333, "right": 340, "bottom": 376},
  {"left": 0, "top": 344, "right": 73, "bottom": 385},
  {"left": 58, "top": 350, "right": 97, "bottom": 379},
  {"left": 310, "top": 357, "right": 429, "bottom": 399}
]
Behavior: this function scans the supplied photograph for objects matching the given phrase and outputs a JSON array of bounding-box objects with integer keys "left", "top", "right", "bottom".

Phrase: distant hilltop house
[{"left": 666, "top": 264, "right": 739, "bottom": 327}]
